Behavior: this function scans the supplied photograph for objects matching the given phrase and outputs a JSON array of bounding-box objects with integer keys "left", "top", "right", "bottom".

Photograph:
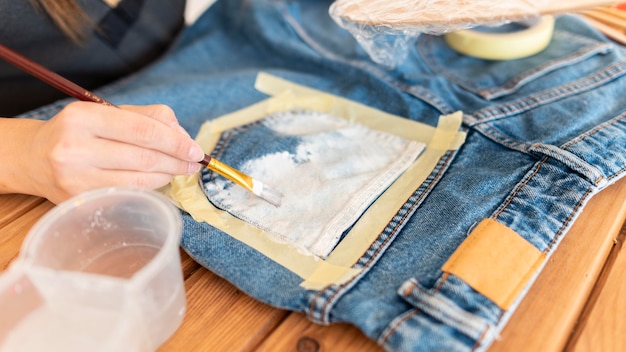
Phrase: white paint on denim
[{"left": 203, "top": 110, "right": 425, "bottom": 258}]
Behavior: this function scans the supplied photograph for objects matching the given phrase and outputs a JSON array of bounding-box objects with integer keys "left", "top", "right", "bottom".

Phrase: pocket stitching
[
  {"left": 479, "top": 32, "right": 613, "bottom": 99},
  {"left": 418, "top": 29, "right": 613, "bottom": 100},
  {"left": 309, "top": 150, "right": 458, "bottom": 324},
  {"left": 472, "top": 60, "right": 626, "bottom": 123}
]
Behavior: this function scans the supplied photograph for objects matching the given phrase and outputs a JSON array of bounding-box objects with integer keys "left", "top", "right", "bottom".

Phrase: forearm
[{"left": 0, "top": 117, "right": 44, "bottom": 197}]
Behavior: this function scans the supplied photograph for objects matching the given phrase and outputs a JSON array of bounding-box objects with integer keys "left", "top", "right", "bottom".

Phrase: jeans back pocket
[
  {"left": 419, "top": 17, "right": 614, "bottom": 100},
  {"left": 202, "top": 109, "right": 425, "bottom": 258}
]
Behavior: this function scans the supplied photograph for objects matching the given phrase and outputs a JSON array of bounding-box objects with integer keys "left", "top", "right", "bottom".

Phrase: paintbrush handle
[
  {"left": 0, "top": 43, "right": 220, "bottom": 176},
  {"left": 0, "top": 44, "right": 281, "bottom": 205},
  {"left": 199, "top": 154, "right": 212, "bottom": 167},
  {"left": 0, "top": 43, "right": 115, "bottom": 106}
]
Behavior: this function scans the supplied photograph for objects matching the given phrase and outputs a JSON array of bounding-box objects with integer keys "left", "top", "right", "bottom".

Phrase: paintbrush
[{"left": 0, "top": 43, "right": 283, "bottom": 207}]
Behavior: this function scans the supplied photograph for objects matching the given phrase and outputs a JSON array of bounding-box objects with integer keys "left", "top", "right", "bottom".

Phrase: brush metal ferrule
[{"left": 207, "top": 158, "right": 254, "bottom": 192}]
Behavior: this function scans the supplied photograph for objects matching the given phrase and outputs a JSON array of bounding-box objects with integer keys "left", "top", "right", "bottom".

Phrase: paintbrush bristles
[
  {"left": 205, "top": 157, "right": 283, "bottom": 207},
  {"left": 251, "top": 180, "right": 283, "bottom": 208}
]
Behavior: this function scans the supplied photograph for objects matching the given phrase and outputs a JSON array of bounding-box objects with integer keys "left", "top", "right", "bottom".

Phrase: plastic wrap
[{"left": 329, "top": 0, "right": 613, "bottom": 67}]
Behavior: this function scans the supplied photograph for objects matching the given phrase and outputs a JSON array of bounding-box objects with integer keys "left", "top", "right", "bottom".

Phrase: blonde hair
[{"left": 30, "top": 0, "right": 91, "bottom": 42}]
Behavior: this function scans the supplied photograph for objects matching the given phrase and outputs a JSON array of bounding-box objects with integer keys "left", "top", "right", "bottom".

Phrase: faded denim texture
[
  {"left": 201, "top": 109, "right": 426, "bottom": 258},
  {"left": 22, "top": 0, "right": 626, "bottom": 351}
]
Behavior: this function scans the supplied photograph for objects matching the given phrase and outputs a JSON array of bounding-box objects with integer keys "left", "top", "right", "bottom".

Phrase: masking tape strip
[
  {"left": 441, "top": 219, "right": 546, "bottom": 309},
  {"left": 171, "top": 125, "right": 363, "bottom": 284},
  {"left": 254, "top": 72, "right": 457, "bottom": 144},
  {"left": 444, "top": 16, "right": 555, "bottom": 60},
  {"left": 303, "top": 111, "right": 464, "bottom": 289},
  {"left": 167, "top": 73, "right": 465, "bottom": 290}
]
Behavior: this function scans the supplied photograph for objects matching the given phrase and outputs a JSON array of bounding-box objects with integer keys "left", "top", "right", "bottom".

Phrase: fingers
[
  {"left": 76, "top": 136, "right": 201, "bottom": 175},
  {"left": 86, "top": 103, "right": 205, "bottom": 163},
  {"left": 31, "top": 102, "right": 206, "bottom": 203},
  {"left": 120, "top": 104, "right": 189, "bottom": 135},
  {"left": 119, "top": 104, "right": 178, "bottom": 125}
]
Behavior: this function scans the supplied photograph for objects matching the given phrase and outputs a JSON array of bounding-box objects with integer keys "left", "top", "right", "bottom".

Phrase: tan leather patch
[{"left": 442, "top": 219, "right": 546, "bottom": 309}]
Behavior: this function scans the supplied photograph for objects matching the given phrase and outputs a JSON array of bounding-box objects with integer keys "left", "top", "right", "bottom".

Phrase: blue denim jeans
[{"left": 23, "top": 0, "right": 626, "bottom": 351}]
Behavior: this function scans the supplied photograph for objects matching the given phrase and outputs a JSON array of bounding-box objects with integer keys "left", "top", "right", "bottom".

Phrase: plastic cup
[{"left": 0, "top": 187, "right": 186, "bottom": 352}]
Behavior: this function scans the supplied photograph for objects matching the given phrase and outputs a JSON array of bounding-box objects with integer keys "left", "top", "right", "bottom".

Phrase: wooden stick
[
  {"left": 583, "top": 9, "right": 626, "bottom": 29},
  {"left": 583, "top": 15, "right": 626, "bottom": 44},
  {"left": 597, "top": 6, "right": 626, "bottom": 21}
]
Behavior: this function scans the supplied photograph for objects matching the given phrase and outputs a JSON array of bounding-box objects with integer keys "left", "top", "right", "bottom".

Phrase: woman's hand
[{"left": 0, "top": 102, "right": 204, "bottom": 203}]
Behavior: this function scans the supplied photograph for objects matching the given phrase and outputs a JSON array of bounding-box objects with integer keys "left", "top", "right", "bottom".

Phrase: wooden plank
[
  {"left": 0, "top": 201, "right": 54, "bottom": 270},
  {"left": 489, "top": 178, "right": 626, "bottom": 352},
  {"left": 159, "top": 268, "right": 289, "bottom": 352},
  {"left": 0, "top": 194, "right": 45, "bottom": 229},
  {"left": 179, "top": 249, "right": 203, "bottom": 280},
  {"left": 569, "top": 222, "right": 626, "bottom": 352},
  {"left": 256, "top": 312, "right": 381, "bottom": 352}
]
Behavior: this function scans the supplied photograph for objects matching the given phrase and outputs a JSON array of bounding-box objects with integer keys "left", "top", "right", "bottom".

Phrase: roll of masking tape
[{"left": 444, "top": 16, "right": 555, "bottom": 60}]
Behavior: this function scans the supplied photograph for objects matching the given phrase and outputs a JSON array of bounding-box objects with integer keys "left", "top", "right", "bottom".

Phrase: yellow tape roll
[{"left": 444, "top": 16, "right": 555, "bottom": 60}]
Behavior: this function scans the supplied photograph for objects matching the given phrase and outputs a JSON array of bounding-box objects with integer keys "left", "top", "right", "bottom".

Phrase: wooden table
[{"left": 1, "top": 177, "right": 625, "bottom": 352}]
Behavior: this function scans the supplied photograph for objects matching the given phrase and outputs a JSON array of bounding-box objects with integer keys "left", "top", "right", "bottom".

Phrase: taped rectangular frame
[{"left": 166, "top": 72, "right": 466, "bottom": 290}]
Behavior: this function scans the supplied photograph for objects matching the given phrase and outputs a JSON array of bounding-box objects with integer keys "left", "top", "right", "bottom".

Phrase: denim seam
[
  {"left": 494, "top": 158, "right": 548, "bottom": 220},
  {"left": 608, "top": 166, "right": 626, "bottom": 183},
  {"left": 470, "top": 111, "right": 626, "bottom": 185},
  {"left": 378, "top": 278, "right": 438, "bottom": 346},
  {"left": 479, "top": 39, "right": 612, "bottom": 99},
  {"left": 380, "top": 275, "right": 496, "bottom": 350},
  {"left": 308, "top": 151, "right": 457, "bottom": 324},
  {"left": 434, "top": 274, "right": 496, "bottom": 347},
  {"left": 472, "top": 308, "right": 506, "bottom": 352},
  {"left": 492, "top": 156, "right": 596, "bottom": 252},
  {"left": 308, "top": 191, "right": 425, "bottom": 323},
  {"left": 405, "top": 85, "right": 456, "bottom": 115},
  {"left": 354, "top": 153, "right": 452, "bottom": 271},
  {"left": 561, "top": 109, "right": 626, "bottom": 149},
  {"left": 379, "top": 306, "right": 421, "bottom": 348},
  {"left": 435, "top": 272, "right": 449, "bottom": 292},
  {"left": 418, "top": 29, "right": 612, "bottom": 100},
  {"left": 545, "top": 187, "right": 593, "bottom": 252},
  {"left": 412, "top": 282, "right": 491, "bottom": 339},
  {"left": 472, "top": 323, "right": 493, "bottom": 352},
  {"left": 279, "top": 3, "right": 452, "bottom": 114},
  {"left": 472, "top": 123, "right": 533, "bottom": 154},
  {"left": 528, "top": 144, "right": 606, "bottom": 185},
  {"left": 471, "top": 61, "right": 626, "bottom": 124}
]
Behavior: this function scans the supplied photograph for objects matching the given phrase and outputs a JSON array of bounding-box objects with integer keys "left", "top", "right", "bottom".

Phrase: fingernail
[
  {"left": 188, "top": 143, "right": 205, "bottom": 161},
  {"left": 187, "top": 162, "right": 202, "bottom": 174}
]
